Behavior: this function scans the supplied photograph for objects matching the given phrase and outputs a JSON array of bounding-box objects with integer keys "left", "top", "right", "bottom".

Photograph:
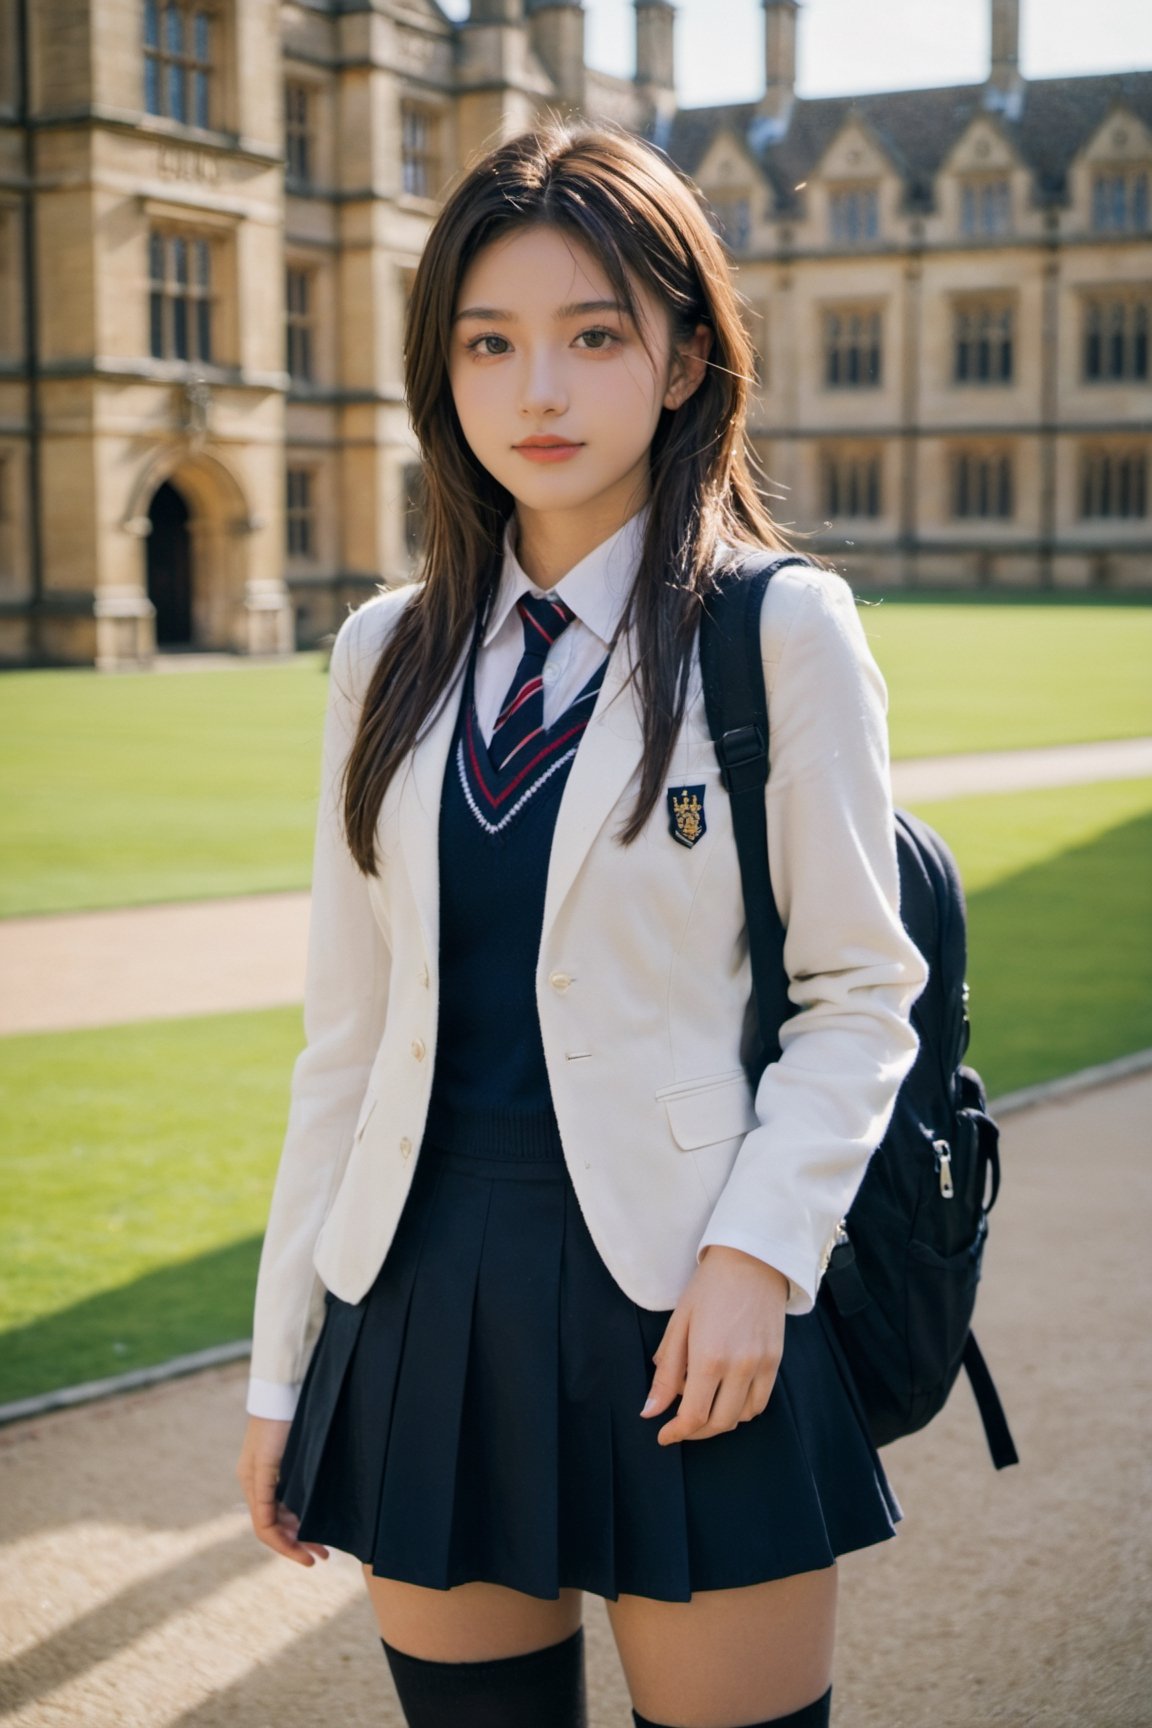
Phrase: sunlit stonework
[{"left": 0, "top": 0, "right": 1148, "bottom": 669}]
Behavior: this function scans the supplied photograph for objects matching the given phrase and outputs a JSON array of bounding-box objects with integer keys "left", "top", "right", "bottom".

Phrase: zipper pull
[{"left": 933, "top": 1139, "right": 955, "bottom": 1199}]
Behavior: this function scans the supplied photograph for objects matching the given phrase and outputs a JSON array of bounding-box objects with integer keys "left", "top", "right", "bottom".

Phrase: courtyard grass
[
  {"left": 2, "top": 774, "right": 1150, "bottom": 1407},
  {"left": 1, "top": 600, "right": 1150, "bottom": 917},
  {"left": 0, "top": 655, "right": 328, "bottom": 916},
  {"left": 0, "top": 1005, "right": 301, "bottom": 1405},
  {"left": 906, "top": 777, "right": 1152, "bottom": 1095},
  {"left": 861, "top": 598, "right": 1152, "bottom": 760}
]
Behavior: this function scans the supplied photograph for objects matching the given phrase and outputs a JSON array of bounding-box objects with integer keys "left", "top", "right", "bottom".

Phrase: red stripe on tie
[
  {"left": 521, "top": 607, "right": 560, "bottom": 647},
  {"left": 494, "top": 677, "right": 543, "bottom": 731},
  {"left": 493, "top": 724, "right": 545, "bottom": 771},
  {"left": 466, "top": 708, "right": 591, "bottom": 809}
]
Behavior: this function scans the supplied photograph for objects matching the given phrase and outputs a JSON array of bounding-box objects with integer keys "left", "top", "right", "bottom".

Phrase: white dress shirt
[{"left": 473, "top": 507, "right": 647, "bottom": 743}]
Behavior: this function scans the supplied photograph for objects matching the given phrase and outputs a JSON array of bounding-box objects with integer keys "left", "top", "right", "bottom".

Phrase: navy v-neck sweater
[{"left": 422, "top": 618, "right": 609, "bottom": 1161}]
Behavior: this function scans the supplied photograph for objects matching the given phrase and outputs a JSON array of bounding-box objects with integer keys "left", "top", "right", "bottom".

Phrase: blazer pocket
[{"left": 657, "top": 1070, "right": 758, "bottom": 1151}]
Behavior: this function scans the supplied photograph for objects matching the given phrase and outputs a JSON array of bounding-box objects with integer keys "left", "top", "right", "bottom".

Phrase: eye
[
  {"left": 574, "top": 327, "right": 620, "bottom": 351},
  {"left": 465, "top": 334, "right": 511, "bottom": 357}
]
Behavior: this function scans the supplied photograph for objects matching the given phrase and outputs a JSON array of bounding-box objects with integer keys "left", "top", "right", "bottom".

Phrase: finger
[
  {"left": 738, "top": 1385, "right": 761, "bottom": 1424},
  {"left": 277, "top": 1504, "right": 331, "bottom": 1563},
  {"left": 245, "top": 1466, "right": 329, "bottom": 1565},
  {"left": 694, "top": 1372, "right": 749, "bottom": 1437},
  {"left": 641, "top": 1318, "right": 688, "bottom": 1417},
  {"left": 259, "top": 1522, "right": 323, "bottom": 1566},
  {"left": 642, "top": 1366, "right": 686, "bottom": 1419},
  {"left": 730, "top": 1366, "right": 778, "bottom": 1427},
  {"left": 656, "top": 1367, "right": 720, "bottom": 1445},
  {"left": 749, "top": 1368, "right": 779, "bottom": 1416},
  {"left": 255, "top": 1502, "right": 330, "bottom": 1566}
]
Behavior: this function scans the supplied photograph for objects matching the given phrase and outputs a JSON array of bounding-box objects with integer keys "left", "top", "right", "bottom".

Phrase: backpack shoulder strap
[
  {"left": 962, "top": 1333, "right": 1021, "bottom": 1469},
  {"left": 701, "top": 558, "right": 1020, "bottom": 1472},
  {"left": 698, "top": 554, "right": 811, "bottom": 1079}
]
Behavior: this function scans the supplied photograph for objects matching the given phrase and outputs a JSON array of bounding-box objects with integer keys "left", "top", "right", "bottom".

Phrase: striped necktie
[{"left": 488, "top": 592, "right": 576, "bottom": 774}]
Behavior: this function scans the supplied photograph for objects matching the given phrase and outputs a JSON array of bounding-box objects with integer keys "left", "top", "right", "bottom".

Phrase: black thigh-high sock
[
  {"left": 380, "top": 1625, "right": 587, "bottom": 1728},
  {"left": 632, "top": 1681, "right": 832, "bottom": 1728}
]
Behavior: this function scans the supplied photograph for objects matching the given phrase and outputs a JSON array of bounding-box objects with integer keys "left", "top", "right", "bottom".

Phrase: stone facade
[
  {"left": 0, "top": 0, "right": 1148, "bottom": 668},
  {"left": 674, "top": 0, "right": 1152, "bottom": 591},
  {"left": 1, "top": 0, "right": 291, "bottom": 666}
]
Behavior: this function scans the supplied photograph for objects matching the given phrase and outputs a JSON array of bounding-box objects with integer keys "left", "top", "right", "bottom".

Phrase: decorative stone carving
[{"left": 179, "top": 378, "right": 212, "bottom": 451}]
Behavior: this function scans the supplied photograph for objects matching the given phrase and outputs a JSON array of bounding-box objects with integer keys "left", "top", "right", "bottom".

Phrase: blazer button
[
  {"left": 399, "top": 1136, "right": 412, "bottom": 1157},
  {"left": 410, "top": 1039, "right": 426, "bottom": 1061},
  {"left": 549, "top": 971, "right": 572, "bottom": 992}
]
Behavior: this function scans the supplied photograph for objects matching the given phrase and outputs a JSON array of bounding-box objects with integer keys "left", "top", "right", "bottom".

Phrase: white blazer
[{"left": 248, "top": 562, "right": 927, "bottom": 1417}]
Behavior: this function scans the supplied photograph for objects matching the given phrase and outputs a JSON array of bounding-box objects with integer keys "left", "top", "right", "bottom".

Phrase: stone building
[
  {"left": 677, "top": 0, "right": 1152, "bottom": 590},
  {"left": 0, "top": 0, "right": 1148, "bottom": 669}
]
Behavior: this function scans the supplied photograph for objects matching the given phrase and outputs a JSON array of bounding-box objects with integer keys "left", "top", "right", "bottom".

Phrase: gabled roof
[
  {"left": 694, "top": 117, "right": 773, "bottom": 186},
  {"left": 663, "top": 70, "right": 1152, "bottom": 214},
  {"left": 1016, "top": 72, "right": 1152, "bottom": 194}
]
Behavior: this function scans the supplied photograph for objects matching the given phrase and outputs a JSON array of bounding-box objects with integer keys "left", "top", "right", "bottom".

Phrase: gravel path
[
  {"left": 3, "top": 737, "right": 1149, "bottom": 1037},
  {"left": 0, "top": 892, "right": 311, "bottom": 1036},
  {"left": 890, "top": 735, "right": 1152, "bottom": 802},
  {"left": 1, "top": 1069, "right": 1148, "bottom": 1726}
]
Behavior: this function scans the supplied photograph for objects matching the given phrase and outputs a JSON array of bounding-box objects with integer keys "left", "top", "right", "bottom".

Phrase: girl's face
[{"left": 449, "top": 224, "right": 708, "bottom": 536}]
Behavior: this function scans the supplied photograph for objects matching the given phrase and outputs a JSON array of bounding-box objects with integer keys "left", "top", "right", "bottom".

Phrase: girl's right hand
[{"left": 236, "top": 1415, "right": 330, "bottom": 1566}]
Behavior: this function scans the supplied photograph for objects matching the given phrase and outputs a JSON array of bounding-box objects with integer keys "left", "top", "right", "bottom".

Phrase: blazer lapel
[
  {"left": 541, "top": 629, "right": 645, "bottom": 944},
  {"left": 396, "top": 641, "right": 471, "bottom": 967}
]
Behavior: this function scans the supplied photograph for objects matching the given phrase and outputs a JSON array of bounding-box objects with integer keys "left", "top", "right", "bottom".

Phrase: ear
[{"left": 663, "top": 324, "right": 713, "bottom": 411}]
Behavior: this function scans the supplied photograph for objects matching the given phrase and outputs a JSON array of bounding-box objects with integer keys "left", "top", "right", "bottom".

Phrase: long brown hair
[{"left": 344, "top": 120, "right": 793, "bottom": 872}]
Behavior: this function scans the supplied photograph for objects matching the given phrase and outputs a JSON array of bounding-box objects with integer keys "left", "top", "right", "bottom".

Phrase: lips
[{"left": 514, "top": 437, "right": 583, "bottom": 463}]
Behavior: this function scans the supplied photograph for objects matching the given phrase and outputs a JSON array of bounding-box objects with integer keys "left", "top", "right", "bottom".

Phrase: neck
[{"left": 513, "top": 484, "right": 649, "bottom": 589}]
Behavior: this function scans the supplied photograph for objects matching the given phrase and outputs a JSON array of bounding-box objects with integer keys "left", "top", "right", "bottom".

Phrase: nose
[{"left": 519, "top": 344, "right": 568, "bottom": 419}]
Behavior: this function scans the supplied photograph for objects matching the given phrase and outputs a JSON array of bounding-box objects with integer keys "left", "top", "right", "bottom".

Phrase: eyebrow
[{"left": 453, "top": 298, "right": 628, "bottom": 324}]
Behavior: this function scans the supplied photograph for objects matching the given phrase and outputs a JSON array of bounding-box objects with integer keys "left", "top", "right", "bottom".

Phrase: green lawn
[
  {"left": 907, "top": 777, "right": 1152, "bottom": 1097},
  {"left": 0, "top": 1006, "right": 301, "bottom": 1404},
  {"left": 1, "top": 600, "right": 1150, "bottom": 917},
  {"left": 2, "top": 774, "right": 1150, "bottom": 1407},
  {"left": 0, "top": 656, "right": 328, "bottom": 916},
  {"left": 863, "top": 600, "right": 1152, "bottom": 760}
]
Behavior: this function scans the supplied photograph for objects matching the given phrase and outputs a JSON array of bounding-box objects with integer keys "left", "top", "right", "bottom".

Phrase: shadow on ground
[
  {"left": 952, "top": 809, "right": 1152, "bottom": 1096},
  {"left": 0, "top": 1237, "right": 261, "bottom": 1412},
  {"left": 1, "top": 1076, "right": 1149, "bottom": 1725}
]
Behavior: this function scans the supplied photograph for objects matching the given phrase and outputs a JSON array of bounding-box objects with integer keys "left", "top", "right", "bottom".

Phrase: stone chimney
[
  {"left": 469, "top": 0, "right": 524, "bottom": 20},
  {"left": 527, "top": 0, "right": 586, "bottom": 110},
  {"left": 635, "top": 0, "right": 675, "bottom": 97},
  {"left": 985, "top": 0, "right": 1023, "bottom": 113},
  {"left": 760, "top": 0, "right": 800, "bottom": 123},
  {"left": 989, "top": 0, "right": 1020, "bottom": 88}
]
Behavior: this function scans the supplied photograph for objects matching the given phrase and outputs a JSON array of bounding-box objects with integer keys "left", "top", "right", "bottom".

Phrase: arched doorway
[
  {"left": 124, "top": 450, "right": 291, "bottom": 658},
  {"left": 146, "top": 481, "right": 193, "bottom": 646}
]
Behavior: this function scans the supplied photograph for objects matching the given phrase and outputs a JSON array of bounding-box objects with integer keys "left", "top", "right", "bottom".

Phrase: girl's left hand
[{"left": 641, "top": 1245, "right": 788, "bottom": 1444}]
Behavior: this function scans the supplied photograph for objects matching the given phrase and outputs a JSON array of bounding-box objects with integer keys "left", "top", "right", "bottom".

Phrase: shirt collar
[{"left": 483, "top": 505, "right": 650, "bottom": 649}]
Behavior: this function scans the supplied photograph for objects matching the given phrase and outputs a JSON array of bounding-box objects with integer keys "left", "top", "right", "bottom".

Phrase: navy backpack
[{"left": 698, "top": 555, "right": 1018, "bottom": 1470}]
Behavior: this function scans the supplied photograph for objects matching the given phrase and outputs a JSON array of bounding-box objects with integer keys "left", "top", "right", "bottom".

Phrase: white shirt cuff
[{"left": 246, "top": 1376, "right": 302, "bottom": 1421}]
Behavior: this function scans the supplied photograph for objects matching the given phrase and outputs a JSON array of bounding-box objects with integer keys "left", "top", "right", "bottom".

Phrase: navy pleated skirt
[{"left": 275, "top": 1135, "right": 901, "bottom": 1602}]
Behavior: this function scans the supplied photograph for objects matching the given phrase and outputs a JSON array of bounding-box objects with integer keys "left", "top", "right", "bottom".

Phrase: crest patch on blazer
[{"left": 667, "top": 785, "right": 707, "bottom": 848}]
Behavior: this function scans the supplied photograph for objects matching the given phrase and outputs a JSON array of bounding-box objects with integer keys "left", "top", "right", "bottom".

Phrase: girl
[{"left": 236, "top": 122, "right": 926, "bottom": 1728}]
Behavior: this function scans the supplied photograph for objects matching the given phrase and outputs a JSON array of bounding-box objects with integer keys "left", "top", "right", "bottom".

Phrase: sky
[{"left": 437, "top": 0, "right": 1152, "bottom": 108}]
